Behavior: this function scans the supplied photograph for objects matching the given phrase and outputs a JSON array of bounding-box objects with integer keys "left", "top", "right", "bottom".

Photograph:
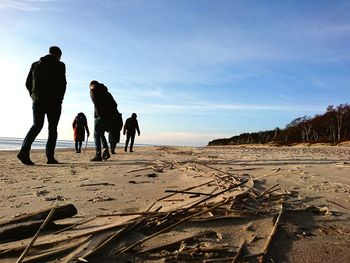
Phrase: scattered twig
[
  {"left": 53, "top": 216, "right": 96, "bottom": 235},
  {"left": 164, "top": 189, "right": 214, "bottom": 196},
  {"left": 327, "top": 199, "right": 350, "bottom": 210},
  {"left": 16, "top": 208, "right": 56, "bottom": 263},
  {"left": 80, "top": 183, "right": 115, "bottom": 187},
  {"left": 259, "top": 205, "right": 283, "bottom": 263},
  {"left": 257, "top": 184, "right": 280, "bottom": 198},
  {"left": 232, "top": 240, "right": 245, "bottom": 263},
  {"left": 116, "top": 199, "right": 230, "bottom": 255}
]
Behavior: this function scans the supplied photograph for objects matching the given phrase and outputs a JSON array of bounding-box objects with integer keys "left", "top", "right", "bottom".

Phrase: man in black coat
[
  {"left": 89, "top": 80, "right": 118, "bottom": 161},
  {"left": 109, "top": 109, "right": 123, "bottom": 154},
  {"left": 123, "top": 113, "right": 140, "bottom": 152},
  {"left": 17, "top": 46, "right": 67, "bottom": 165}
]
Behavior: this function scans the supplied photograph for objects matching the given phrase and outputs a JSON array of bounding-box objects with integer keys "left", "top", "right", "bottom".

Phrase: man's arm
[
  {"left": 25, "top": 64, "right": 34, "bottom": 96},
  {"left": 58, "top": 62, "right": 67, "bottom": 102},
  {"left": 136, "top": 120, "right": 140, "bottom": 136},
  {"left": 123, "top": 119, "right": 128, "bottom": 135},
  {"left": 85, "top": 118, "right": 90, "bottom": 137}
]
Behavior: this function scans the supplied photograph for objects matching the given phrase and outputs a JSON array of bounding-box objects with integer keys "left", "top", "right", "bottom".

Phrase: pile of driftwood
[{"left": 0, "top": 169, "right": 299, "bottom": 263}]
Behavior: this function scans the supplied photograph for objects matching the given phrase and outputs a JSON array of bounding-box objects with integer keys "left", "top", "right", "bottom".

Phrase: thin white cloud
[
  {"left": 140, "top": 131, "right": 227, "bottom": 146},
  {"left": 0, "top": 0, "right": 56, "bottom": 11},
  {"left": 145, "top": 102, "right": 324, "bottom": 113}
]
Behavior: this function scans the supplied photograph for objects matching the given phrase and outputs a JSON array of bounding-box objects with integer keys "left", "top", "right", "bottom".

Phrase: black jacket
[
  {"left": 123, "top": 117, "right": 140, "bottom": 135},
  {"left": 26, "top": 54, "right": 67, "bottom": 105},
  {"left": 90, "top": 83, "right": 118, "bottom": 120}
]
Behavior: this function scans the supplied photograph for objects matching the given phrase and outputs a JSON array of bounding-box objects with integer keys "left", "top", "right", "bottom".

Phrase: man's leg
[
  {"left": 91, "top": 118, "right": 103, "bottom": 161},
  {"left": 101, "top": 131, "right": 110, "bottom": 159},
  {"left": 109, "top": 129, "right": 116, "bottom": 154},
  {"left": 46, "top": 104, "right": 61, "bottom": 163},
  {"left": 130, "top": 133, "right": 135, "bottom": 152},
  {"left": 125, "top": 133, "right": 130, "bottom": 152},
  {"left": 18, "top": 103, "right": 45, "bottom": 165},
  {"left": 75, "top": 141, "right": 79, "bottom": 153},
  {"left": 101, "top": 120, "right": 111, "bottom": 160}
]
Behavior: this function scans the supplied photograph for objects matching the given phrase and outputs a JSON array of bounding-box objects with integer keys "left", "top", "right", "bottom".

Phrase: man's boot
[
  {"left": 47, "top": 157, "right": 59, "bottom": 164},
  {"left": 90, "top": 155, "right": 102, "bottom": 161},
  {"left": 102, "top": 148, "right": 111, "bottom": 160},
  {"left": 17, "top": 151, "right": 34, "bottom": 165}
]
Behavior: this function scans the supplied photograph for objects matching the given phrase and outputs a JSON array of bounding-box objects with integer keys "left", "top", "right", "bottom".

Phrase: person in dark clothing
[
  {"left": 123, "top": 113, "right": 140, "bottom": 152},
  {"left": 108, "top": 109, "right": 123, "bottom": 154},
  {"left": 89, "top": 80, "right": 118, "bottom": 161},
  {"left": 17, "top": 46, "right": 67, "bottom": 165},
  {"left": 72, "top": 112, "right": 90, "bottom": 153}
]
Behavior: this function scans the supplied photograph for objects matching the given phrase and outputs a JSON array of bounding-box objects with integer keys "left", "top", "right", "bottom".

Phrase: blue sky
[{"left": 1, "top": 0, "right": 349, "bottom": 146}]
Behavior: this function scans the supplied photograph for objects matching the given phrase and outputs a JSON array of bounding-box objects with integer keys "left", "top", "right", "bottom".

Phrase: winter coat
[
  {"left": 26, "top": 54, "right": 67, "bottom": 105},
  {"left": 90, "top": 83, "right": 118, "bottom": 121},
  {"left": 73, "top": 113, "right": 89, "bottom": 141},
  {"left": 123, "top": 117, "right": 140, "bottom": 135}
]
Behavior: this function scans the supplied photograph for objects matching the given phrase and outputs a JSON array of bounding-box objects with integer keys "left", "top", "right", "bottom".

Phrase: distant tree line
[{"left": 208, "top": 103, "right": 350, "bottom": 146}]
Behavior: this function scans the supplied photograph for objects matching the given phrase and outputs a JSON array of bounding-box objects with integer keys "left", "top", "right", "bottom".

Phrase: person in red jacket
[
  {"left": 72, "top": 112, "right": 90, "bottom": 153},
  {"left": 123, "top": 113, "right": 140, "bottom": 152}
]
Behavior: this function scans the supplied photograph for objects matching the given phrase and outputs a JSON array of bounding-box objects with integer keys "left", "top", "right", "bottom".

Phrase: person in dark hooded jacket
[
  {"left": 123, "top": 113, "right": 140, "bottom": 152},
  {"left": 89, "top": 80, "right": 118, "bottom": 161},
  {"left": 17, "top": 46, "right": 66, "bottom": 165}
]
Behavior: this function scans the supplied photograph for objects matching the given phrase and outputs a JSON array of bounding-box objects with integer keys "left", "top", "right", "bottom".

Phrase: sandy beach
[{"left": 1, "top": 145, "right": 350, "bottom": 262}]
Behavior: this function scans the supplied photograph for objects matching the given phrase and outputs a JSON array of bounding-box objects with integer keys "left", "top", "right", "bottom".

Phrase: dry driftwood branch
[
  {"left": 178, "top": 180, "right": 248, "bottom": 214},
  {"left": 0, "top": 220, "right": 46, "bottom": 243},
  {"left": 115, "top": 199, "right": 230, "bottom": 255},
  {"left": 212, "top": 174, "right": 224, "bottom": 191},
  {"left": 164, "top": 189, "right": 214, "bottom": 196},
  {"left": 16, "top": 208, "right": 56, "bottom": 263},
  {"left": 232, "top": 240, "right": 245, "bottom": 263},
  {"left": 76, "top": 232, "right": 123, "bottom": 262},
  {"left": 78, "top": 217, "right": 146, "bottom": 261},
  {"left": 259, "top": 205, "right": 284, "bottom": 263},
  {"left": 80, "top": 182, "right": 115, "bottom": 187},
  {"left": 155, "top": 180, "right": 249, "bottom": 229},
  {"left": 201, "top": 163, "right": 238, "bottom": 177},
  {"left": 203, "top": 257, "right": 236, "bottom": 263},
  {"left": 0, "top": 204, "right": 77, "bottom": 227},
  {"left": 213, "top": 173, "right": 238, "bottom": 186},
  {"left": 327, "top": 199, "right": 350, "bottom": 210},
  {"left": 190, "top": 215, "right": 249, "bottom": 222},
  {"left": 257, "top": 184, "right": 280, "bottom": 198},
  {"left": 96, "top": 211, "right": 157, "bottom": 217},
  {"left": 146, "top": 179, "right": 216, "bottom": 212},
  {"left": 53, "top": 216, "right": 97, "bottom": 235},
  {"left": 161, "top": 199, "right": 185, "bottom": 202},
  {"left": 21, "top": 239, "right": 87, "bottom": 263},
  {"left": 127, "top": 166, "right": 154, "bottom": 173},
  {"left": 0, "top": 220, "right": 136, "bottom": 256}
]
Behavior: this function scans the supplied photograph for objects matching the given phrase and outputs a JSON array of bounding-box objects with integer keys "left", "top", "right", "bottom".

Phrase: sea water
[{"left": 0, "top": 137, "right": 95, "bottom": 151}]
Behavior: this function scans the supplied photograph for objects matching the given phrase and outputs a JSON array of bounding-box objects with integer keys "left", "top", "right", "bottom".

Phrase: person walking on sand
[
  {"left": 72, "top": 112, "right": 90, "bottom": 153},
  {"left": 89, "top": 80, "right": 118, "bottom": 161},
  {"left": 123, "top": 113, "right": 140, "bottom": 152},
  {"left": 109, "top": 109, "right": 123, "bottom": 154},
  {"left": 17, "top": 46, "right": 67, "bottom": 165}
]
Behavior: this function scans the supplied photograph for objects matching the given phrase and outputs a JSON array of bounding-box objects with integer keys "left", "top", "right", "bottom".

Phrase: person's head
[
  {"left": 49, "top": 46, "right": 62, "bottom": 60},
  {"left": 89, "top": 80, "right": 99, "bottom": 90},
  {"left": 132, "top": 113, "right": 137, "bottom": 119}
]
